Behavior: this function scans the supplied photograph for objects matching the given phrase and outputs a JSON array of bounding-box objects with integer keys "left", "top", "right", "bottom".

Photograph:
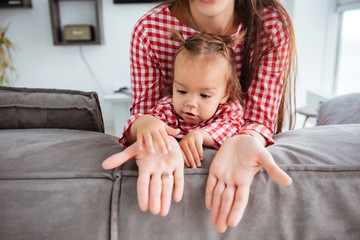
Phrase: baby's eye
[
  {"left": 200, "top": 93, "right": 211, "bottom": 98},
  {"left": 177, "top": 90, "right": 187, "bottom": 95}
]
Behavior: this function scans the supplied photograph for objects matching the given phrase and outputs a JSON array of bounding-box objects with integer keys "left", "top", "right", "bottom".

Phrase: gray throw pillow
[
  {"left": 316, "top": 92, "right": 360, "bottom": 126},
  {"left": 0, "top": 86, "right": 104, "bottom": 132}
]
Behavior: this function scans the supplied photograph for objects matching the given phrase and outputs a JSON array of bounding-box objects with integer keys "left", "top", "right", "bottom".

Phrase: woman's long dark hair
[{"left": 156, "top": 0, "right": 297, "bottom": 133}]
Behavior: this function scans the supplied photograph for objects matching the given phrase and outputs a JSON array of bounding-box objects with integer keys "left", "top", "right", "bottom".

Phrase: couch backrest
[
  {"left": 0, "top": 86, "right": 104, "bottom": 132},
  {"left": 316, "top": 92, "right": 360, "bottom": 126}
]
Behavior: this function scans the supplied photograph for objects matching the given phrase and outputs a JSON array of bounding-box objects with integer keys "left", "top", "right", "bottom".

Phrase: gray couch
[{"left": 1, "top": 86, "right": 360, "bottom": 240}]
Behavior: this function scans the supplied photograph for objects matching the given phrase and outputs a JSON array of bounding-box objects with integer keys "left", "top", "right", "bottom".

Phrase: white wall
[
  {"left": 0, "top": 0, "right": 156, "bottom": 133},
  {"left": 1, "top": 0, "right": 340, "bottom": 132},
  {"left": 282, "top": 0, "right": 339, "bottom": 128},
  {"left": 291, "top": 0, "right": 337, "bottom": 107}
]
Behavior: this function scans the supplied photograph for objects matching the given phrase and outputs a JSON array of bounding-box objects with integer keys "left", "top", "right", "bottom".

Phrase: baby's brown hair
[{"left": 169, "top": 30, "right": 245, "bottom": 106}]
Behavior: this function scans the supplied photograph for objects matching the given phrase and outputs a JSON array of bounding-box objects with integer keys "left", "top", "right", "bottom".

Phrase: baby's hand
[
  {"left": 136, "top": 115, "right": 180, "bottom": 154},
  {"left": 179, "top": 130, "right": 206, "bottom": 168}
]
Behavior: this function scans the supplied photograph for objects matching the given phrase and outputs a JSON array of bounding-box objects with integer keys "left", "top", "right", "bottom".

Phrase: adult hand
[
  {"left": 205, "top": 135, "right": 292, "bottom": 233},
  {"left": 102, "top": 136, "right": 184, "bottom": 217},
  {"left": 129, "top": 115, "right": 180, "bottom": 154}
]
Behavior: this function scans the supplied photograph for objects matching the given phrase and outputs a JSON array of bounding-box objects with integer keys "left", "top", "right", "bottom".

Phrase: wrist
[
  {"left": 190, "top": 129, "right": 216, "bottom": 147},
  {"left": 232, "top": 130, "right": 267, "bottom": 146},
  {"left": 127, "top": 115, "right": 157, "bottom": 142},
  {"left": 232, "top": 131, "right": 254, "bottom": 138}
]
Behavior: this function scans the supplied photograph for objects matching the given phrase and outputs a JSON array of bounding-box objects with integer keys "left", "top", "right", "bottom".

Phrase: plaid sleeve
[
  {"left": 118, "top": 96, "right": 176, "bottom": 148},
  {"left": 130, "top": 18, "right": 163, "bottom": 116},
  {"left": 148, "top": 96, "right": 175, "bottom": 124},
  {"left": 200, "top": 101, "right": 244, "bottom": 147},
  {"left": 241, "top": 8, "right": 291, "bottom": 145},
  {"left": 118, "top": 113, "right": 143, "bottom": 148}
]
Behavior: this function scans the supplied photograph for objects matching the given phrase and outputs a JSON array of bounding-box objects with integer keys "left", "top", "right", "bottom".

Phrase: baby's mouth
[{"left": 183, "top": 112, "right": 198, "bottom": 120}]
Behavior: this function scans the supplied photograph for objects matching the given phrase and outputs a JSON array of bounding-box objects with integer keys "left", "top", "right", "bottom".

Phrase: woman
[{"left": 103, "top": 0, "right": 296, "bottom": 233}]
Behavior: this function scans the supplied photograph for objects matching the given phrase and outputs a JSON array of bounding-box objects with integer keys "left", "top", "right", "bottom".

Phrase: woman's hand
[
  {"left": 102, "top": 136, "right": 184, "bottom": 217},
  {"left": 127, "top": 115, "right": 180, "bottom": 154},
  {"left": 205, "top": 135, "right": 292, "bottom": 233}
]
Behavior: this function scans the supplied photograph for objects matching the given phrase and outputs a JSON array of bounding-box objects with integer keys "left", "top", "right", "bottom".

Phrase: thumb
[
  {"left": 102, "top": 142, "right": 138, "bottom": 170},
  {"left": 260, "top": 150, "right": 293, "bottom": 186},
  {"left": 165, "top": 125, "right": 180, "bottom": 136}
]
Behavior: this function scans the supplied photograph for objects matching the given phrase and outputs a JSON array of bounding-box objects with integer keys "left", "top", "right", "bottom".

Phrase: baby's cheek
[{"left": 201, "top": 103, "right": 218, "bottom": 120}]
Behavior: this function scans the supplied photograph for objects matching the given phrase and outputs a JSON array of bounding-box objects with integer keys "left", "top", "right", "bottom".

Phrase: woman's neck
[{"left": 188, "top": 2, "right": 237, "bottom": 36}]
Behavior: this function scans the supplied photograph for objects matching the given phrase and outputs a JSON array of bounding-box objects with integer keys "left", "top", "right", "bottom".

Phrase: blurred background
[{"left": 0, "top": 0, "right": 359, "bottom": 135}]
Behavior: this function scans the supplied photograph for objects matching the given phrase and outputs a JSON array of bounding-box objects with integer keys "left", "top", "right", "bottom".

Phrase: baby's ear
[{"left": 220, "top": 90, "right": 230, "bottom": 104}]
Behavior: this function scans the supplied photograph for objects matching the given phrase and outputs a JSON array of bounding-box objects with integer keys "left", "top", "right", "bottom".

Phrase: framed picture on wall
[
  {"left": 0, "top": 0, "right": 32, "bottom": 8},
  {"left": 114, "top": 0, "right": 161, "bottom": 3}
]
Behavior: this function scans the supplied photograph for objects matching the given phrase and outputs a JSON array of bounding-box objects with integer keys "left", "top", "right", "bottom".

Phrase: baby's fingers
[
  {"left": 161, "top": 129, "right": 174, "bottom": 152},
  {"left": 188, "top": 142, "right": 201, "bottom": 168},
  {"left": 137, "top": 133, "right": 145, "bottom": 151},
  {"left": 195, "top": 139, "right": 203, "bottom": 161},
  {"left": 182, "top": 143, "right": 196, "bottom": 168},
  {"left": 153, "top": 130, "right": 169, "bottom": 154},
  {"left": 143, "top": 132, "right": 155, "bottom": 153},
  {"left": 182, "top": 151, "right": 190, "bottom": 168}
]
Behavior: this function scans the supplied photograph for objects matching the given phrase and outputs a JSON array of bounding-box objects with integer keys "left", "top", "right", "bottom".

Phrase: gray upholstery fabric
[
  {"left": 115, "top": 124, "right": 360, "bottom": 240},
  {"left": 0, "top": 86, "right": 104, "bottom": 132},
  {"left": 316, "top": 92, "right": 360, "bottom": 126},
  {"left": 1, "top": 125, "right": 359, "bottom": 239},
  {"left": 0, "top": 129, "right": 121, "bottom": 240}
]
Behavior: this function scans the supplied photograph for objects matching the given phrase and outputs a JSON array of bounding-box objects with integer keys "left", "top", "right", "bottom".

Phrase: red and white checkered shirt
[
  {"left": 120, "top": 96, "right": 244, "bottom": 148},
  {"left": 125, "top": 5, "right": 290, "bottom": 145}
]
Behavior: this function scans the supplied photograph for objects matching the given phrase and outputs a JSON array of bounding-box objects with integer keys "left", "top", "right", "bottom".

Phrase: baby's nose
[{"left": 185, "top": 97, "right": 198, "bottom": 107}]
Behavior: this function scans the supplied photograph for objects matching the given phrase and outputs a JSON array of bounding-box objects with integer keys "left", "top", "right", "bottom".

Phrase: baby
[{"left": 121, "top": 31, "right": 245, "bottom": 168}]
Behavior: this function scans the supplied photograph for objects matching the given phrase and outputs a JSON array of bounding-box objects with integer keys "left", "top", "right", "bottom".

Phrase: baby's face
[{"left": 172, "top": 52, "right": 229, "bottom": 124}]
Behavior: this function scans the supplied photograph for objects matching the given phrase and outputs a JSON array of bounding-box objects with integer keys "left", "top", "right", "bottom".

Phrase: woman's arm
[
  {"left": 241, "top": 8, "right": 291, "bottom": 145},
  {"left": 206, "top": 8, "right": 293, "bottom": 233},
  {"left": 129, "top": 19, "right": 163, "bottom": 115},
  {"left": 113, "top": 11, "right": 184, "bottom": 217}
]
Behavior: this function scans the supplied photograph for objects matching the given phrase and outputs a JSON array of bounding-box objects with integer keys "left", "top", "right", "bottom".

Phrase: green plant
[{"left": 0, "top": 26, "right": 16, "bottom": 86}]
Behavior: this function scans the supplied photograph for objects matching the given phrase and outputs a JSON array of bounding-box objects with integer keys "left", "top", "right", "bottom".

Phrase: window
[{"left": 335, "top": 9, "right": 360, "bottom": 95}]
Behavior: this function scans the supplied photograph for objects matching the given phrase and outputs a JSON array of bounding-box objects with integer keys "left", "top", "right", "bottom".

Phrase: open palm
[
  {"left": 205, "top": 135, "right": 292, "bottom": 233},
  {"left": 102, "top": 136, "right": 184, "bottom": 216}
]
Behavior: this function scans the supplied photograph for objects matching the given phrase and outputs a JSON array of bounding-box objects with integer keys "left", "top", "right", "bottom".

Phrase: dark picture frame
[
  {"left": 0, "top": 0, "right": 32, "bottom": 8},
  {"left": 114, "top": 0, "right": 161, "bottom": 3}
]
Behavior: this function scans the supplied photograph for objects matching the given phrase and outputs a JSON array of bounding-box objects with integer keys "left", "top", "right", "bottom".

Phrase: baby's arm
[
  {"left": 124, "top": 97, "right": 180, "bottom": 153},
  {"left": 180, "top": 101, "right": 245, "bottom": 168},
  {"left": 179, "top": 129, "right": 216, "bottom": 168}
]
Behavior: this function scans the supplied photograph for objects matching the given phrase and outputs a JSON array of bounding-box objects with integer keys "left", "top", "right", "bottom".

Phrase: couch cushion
[
  {"left": 0, "top": 86, "right": 104, "bottom": 132},
  {"left": 0, "top": 129, "right": 121, "bottom": 179},
  {"left": 0, "top": 129, "right": 124, "bottom": 240},
  {"left": 115, "top": 124, "right": 360, "bottom": 239},
  {"left": 316, "top": 92, "right": 360, "bottom": 126}
]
